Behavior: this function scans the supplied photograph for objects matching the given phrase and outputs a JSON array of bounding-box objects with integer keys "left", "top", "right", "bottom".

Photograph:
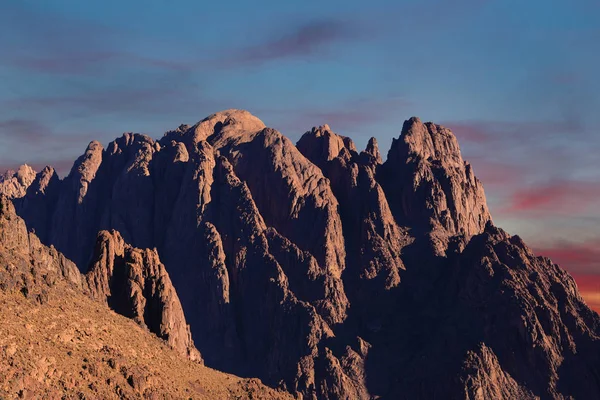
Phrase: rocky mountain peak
[
  {"left": 192, "top": 109, "right": 266, "bottom": 143},
  {"left": 296, "top": 124, "right": 357, "bottom": 169},
  {"left": 393, "top": 116, "right": 463, "bottom": 163},
  {"left": 380, "top": 117, "right": 491, "bottom": 245},
  {"left": 0, "top": 164, "right": 36, "bottom": 199},
  {"left": 68, "top": 140, "right": 104, "bottom": 202},
  {"left": 33, "top": 166, "right": 59, "bottom": 195},
  {"left": 363, "top": 137, "right": 382, "bottom": 164}
]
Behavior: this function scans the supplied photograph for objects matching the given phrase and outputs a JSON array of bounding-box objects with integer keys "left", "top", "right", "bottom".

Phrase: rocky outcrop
[
  {"left": 0, "top": 196, "right": 82, "bottom": 296},
  {"left": 211, "top": 124, "right": 348, "bottom": 324},
  {"left": 296, "top": 124, "right": 356, "bottom": 169},
  {"left": 461, "top": 344, "right": 535, "bottom": 400},
  {"left": 0, "top": 164, "right": 36, "bottom": 199},
  {"left": 4, "top": 110, "right": 600, "bottom": 399},
  {"left": 86, "top": 230, "right": 201, "bottom": 362}
]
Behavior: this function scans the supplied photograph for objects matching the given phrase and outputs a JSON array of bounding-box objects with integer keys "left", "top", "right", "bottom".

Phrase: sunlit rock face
[
  {"left": 0, "top": 164, "right": 36, "bottom": 200},
  {"left": 5, "top": 109, "right": 600, "bottom": 399}
]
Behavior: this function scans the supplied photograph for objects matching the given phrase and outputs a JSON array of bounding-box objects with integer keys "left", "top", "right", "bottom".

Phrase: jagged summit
[
  {"left": 380, "top": 116, "right": 491, "bottom": 247},
  {"left": 395, "top": 116, "right": 464, "bottom": 163},
  {"left": 297, "top": 124, "right": 358, "bottom": 168},
  {"left": 0, "top": 164, "right": 36, "bottom": 199},
  {"left": 1, "top": 112, "right": 599, "bottom": 399}
]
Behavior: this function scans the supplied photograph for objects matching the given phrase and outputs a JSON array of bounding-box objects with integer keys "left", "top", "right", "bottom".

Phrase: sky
[{"left": 0, "top": 0, "right": 599, "bottom": 310}]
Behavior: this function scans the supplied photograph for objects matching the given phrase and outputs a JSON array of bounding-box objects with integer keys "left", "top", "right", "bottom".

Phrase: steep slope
[
  {"left": 1, "top": 194, "right": 201, "bottom": 363},
  {"left": 0, "top": 196, "right": 290, "bottom": 399},
  {"left": 364, "top": 223, "right": 600, "bottom": 399},
  {"left": 3, "top": 109, "right": 600, "bottom": 399}
]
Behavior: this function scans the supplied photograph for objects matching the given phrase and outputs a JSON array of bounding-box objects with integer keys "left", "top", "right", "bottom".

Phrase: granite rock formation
[
  {"left": 3, "top": 109, "right": 600, "bottom": 399},
  {"left": 86, "top": 230, "right": 201, "bottom": 362}
]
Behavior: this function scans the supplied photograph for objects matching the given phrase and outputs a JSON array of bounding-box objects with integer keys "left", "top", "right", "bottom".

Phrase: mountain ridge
[{"left": 2, "top": 109, "right": 599, "bottom": 399}]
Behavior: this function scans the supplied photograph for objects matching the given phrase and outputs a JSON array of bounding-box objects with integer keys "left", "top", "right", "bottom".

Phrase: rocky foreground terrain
[{"left": 1, "top": 109, "right": 599, "bottom": 399}]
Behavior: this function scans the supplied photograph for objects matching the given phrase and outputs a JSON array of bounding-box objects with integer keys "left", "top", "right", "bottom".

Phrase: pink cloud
[
  {"left": 444, "top": 119, "right": 583, "bottom": 145},
  {"left": 503, "top": 181, "right": 600, "bottom": 214},
  {"left": 465, "top": 156, "right": 523, "bottom": 186}
]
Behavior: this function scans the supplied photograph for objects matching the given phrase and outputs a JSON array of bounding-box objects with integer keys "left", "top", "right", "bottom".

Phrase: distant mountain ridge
[{"left": 2, "top": 109, "right": 599, "bottom": 399}]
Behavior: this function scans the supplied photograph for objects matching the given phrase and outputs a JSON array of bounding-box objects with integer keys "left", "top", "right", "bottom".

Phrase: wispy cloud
[
  {"left": 12, "top": 52, "right": 194, "bottom": 76},
  {"left": 445, "top": 119, "right": 585, "bottom": 145},
  {"left": 221, "top": 18, "right": 364, "bottom": 67},
  {"left": 0, "top": 119, "right": 49, "bottom": 143},
  {"left": 464, "top": 156, "right": 523, "bottom": 186}
]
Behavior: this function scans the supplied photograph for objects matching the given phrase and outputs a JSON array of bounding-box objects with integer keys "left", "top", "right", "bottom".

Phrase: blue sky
[{"left": 1, "top": 0, "right": 599, "bottom": 303}]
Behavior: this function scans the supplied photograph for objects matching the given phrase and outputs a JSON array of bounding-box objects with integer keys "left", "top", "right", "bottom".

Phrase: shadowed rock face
[
  {"left": 3, "top": 109, "right": 600, "bottom": 399},
  {"left": 0, "top": 196, "right": 82, "bottom": 293}
]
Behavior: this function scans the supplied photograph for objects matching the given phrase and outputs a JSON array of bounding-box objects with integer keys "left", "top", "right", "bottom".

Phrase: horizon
[{"left": 1, "top": 0, "right": 599, "bottom": 312}]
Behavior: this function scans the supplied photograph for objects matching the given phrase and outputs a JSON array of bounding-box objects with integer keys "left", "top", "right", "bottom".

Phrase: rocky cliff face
[{"left": 4, "top": 109, "right": 600, "bottom": 399}]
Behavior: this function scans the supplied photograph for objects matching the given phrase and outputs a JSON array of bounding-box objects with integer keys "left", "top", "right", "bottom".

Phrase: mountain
[{"left": 2, "top": 109, "right": 599, "bottom": 399}]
